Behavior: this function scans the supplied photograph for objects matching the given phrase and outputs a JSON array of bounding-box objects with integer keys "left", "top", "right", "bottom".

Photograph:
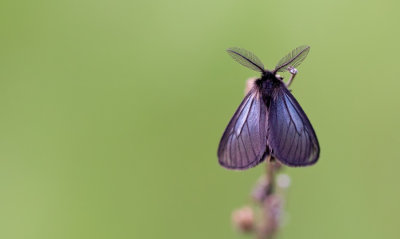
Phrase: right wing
[{"left": 267, "top": 85, "right": 319, "bottom": 166}]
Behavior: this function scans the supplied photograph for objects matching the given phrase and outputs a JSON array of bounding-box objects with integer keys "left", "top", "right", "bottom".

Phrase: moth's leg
[{"left": 286, "top": 66, "right": 298, "bottom": 87}]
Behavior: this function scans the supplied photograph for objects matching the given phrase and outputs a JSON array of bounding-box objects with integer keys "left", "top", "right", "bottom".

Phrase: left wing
[{"left": 218, "top": 87, "right": 269, "bottom": 169}]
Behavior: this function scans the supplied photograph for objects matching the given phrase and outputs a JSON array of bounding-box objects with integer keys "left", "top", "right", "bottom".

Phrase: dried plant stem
[
  {"left": 257, "top": 159, "right": 281, "bottom": 239},
  {"left": 266, "top": 158, "right": 275, "bottom": 194},
  {"left": 232, "top": 157, "right": 286, "bottom": 239}
]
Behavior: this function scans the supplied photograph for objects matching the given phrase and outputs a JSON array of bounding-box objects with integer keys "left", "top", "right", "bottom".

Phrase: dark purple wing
[
  {"left": 218, "top": 87, "right": 269, "bottom": 169},
  {"left": 268, "top": 85, "right": 319, "bottom": 166}
]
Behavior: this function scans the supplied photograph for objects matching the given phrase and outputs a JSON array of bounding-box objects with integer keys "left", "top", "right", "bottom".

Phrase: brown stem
[
  {"left": 256, "top": 159, "right": 282, "bottom": 239},
  {"left": 266, "top": 157, "right": 275, "bottom": 195}
]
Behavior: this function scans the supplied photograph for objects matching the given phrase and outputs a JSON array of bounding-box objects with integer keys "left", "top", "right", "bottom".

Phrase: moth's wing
[
  {"left": 274, "top": 45, "right": 310, "bottom": 73},
  {"left": 227, "top": 47, "right": 265, "bottom": 73},
  {"left": 268, "top": 85, "right": 319, "bottom": 166},
  {"left": 218, "top": 87, "right": 269, "bottom": 169}
]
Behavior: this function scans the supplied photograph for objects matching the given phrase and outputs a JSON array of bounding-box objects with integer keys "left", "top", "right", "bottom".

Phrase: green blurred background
[{"left": 1, "top": 0, "right": 399, "bottom": 238}]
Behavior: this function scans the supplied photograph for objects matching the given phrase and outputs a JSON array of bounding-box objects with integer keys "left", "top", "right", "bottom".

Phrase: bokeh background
[{"left": 1, "top": 0, "right": 399, "bottom": 238}]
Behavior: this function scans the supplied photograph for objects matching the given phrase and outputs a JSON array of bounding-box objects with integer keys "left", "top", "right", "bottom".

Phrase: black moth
[{"left": 218, "top": 46, "right": 320, "bottom": 169}]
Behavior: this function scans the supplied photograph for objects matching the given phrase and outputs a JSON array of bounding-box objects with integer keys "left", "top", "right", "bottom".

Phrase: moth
[{"left": 218, "top": 46, "right": 320, "bottom": 169}]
